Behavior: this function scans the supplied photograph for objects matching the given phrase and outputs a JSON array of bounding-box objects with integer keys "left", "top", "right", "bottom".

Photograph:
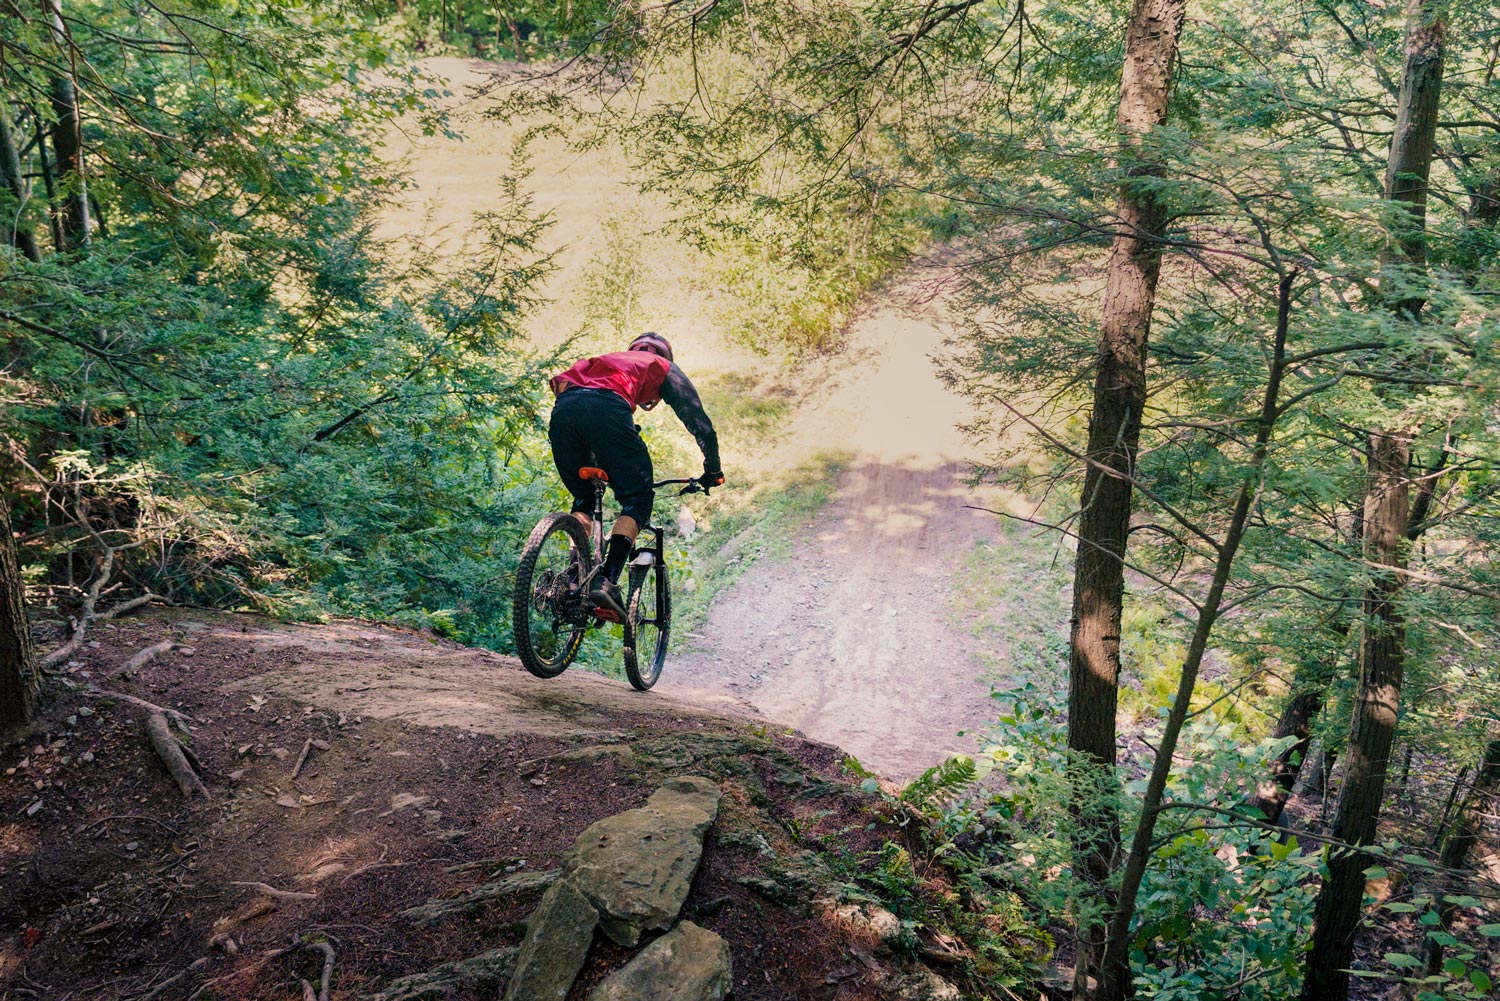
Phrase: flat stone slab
[
  {"left": 587, "top": 921, "right": 732, "bottom": 1001},
  {"left": 563, "top": 776, "right": 721, "bottom": 946},
  {"left": 503, "top": 878, "right": 599, "bottom": 1001}
]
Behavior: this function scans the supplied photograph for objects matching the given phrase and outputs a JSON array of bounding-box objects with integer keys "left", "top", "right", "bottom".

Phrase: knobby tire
[
  {"left": 513, "top": 513, "right": 592, "bottom": 678},
  {"left": 623, "top": 560, "right": 670, "bottom": 691}
]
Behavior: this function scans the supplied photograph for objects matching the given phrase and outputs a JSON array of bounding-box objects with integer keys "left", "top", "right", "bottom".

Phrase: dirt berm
[{"left": 0, "top": 610, "right": 1021, "bottom": 1000}]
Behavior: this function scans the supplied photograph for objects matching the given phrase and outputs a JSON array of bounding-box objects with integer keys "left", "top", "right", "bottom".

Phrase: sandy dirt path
[{"left": 665, "top": 263, "right": 1026, "bottom": 781}]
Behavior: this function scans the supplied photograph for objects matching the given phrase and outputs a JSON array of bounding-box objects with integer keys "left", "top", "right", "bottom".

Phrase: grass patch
[
  {"left": 669, "top": 450, "right": 850, "bottom": 640},
  {"left": 949, "top": 530, "right": 1072, "bottom": 692}
]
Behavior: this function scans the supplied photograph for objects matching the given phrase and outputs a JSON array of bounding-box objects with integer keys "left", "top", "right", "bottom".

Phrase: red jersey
[{"left": 550, "top": 350, "right": 671, "bottom": 411}]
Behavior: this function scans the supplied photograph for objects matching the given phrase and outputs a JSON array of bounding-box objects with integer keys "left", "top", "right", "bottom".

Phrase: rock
[
  {"left": 587, "top": 921, "right": 731, "bottom": 1001},
  {"left": 368, "top": 946, "right": 517, "bottom": 1001},
  {"left": 563, "top": 776, "right": 720, "bottom": 947},
  {"left": 402, "top": 869, "right": 559, "bottom": 925},
  {"left": 826, "top": 900, "right": 907, "bottom": 949},
  {"left": 895, "top": 968, "right": 962, "bottom": 1001},
  {"left": 383, "top": 792, "right": 430, "bottom": 815},
  {"left": 503, "top": 879, "right": 598, "bottom": 1001}
]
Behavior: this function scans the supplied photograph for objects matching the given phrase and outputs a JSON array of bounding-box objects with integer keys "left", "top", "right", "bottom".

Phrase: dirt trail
[{"left": 668, "top": 262, "right": 1027, "bottom": 781}]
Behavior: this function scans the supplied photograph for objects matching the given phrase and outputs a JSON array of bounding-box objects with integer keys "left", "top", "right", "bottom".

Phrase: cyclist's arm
[{"left": 660, "top": 363, "right": 721, "bottom": 474}]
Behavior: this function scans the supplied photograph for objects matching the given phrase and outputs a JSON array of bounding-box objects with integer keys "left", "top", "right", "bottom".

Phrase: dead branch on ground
[
  {"left": 144, "top": 711, "right": 208, "bottom": 798},
  {"left": 231, "top": 881, "right": 317, "bottom": 903},
  {"left": 112, "top": 639, "right": 175, "bottom": 678}
]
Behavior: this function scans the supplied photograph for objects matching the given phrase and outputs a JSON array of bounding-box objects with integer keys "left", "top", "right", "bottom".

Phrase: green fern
[{"left": 900, "top": 756, "right": 979, "bottom": 816}]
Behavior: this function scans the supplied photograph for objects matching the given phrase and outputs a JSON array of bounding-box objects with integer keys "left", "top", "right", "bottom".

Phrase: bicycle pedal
[{"left": 593, "top": 607, "right": 622, "bottom": 623}]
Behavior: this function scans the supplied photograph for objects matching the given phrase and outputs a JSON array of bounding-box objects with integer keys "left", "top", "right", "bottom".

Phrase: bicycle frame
[{"left": 580, "top": 475, "right": 700, "bottom": 588}]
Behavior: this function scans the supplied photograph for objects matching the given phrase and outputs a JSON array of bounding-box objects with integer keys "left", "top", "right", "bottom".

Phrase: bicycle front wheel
[
  {"left": 513, "top": 513, "right": 592, "bottom": 678},
  {"left": 623, "top": 559, "right": 671, "bottom": 691}
]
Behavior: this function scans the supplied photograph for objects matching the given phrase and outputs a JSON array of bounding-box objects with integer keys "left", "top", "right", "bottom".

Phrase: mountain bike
[{"left": 512, "top": 469, "right": 705, "bottom": 691}]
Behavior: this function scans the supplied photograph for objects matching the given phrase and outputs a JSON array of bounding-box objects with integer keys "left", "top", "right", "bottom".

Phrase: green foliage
[
  {"left": 1, "top": 0, "right": 563, "bottom": 651},
  {"left": 888, "top": 687, "right": 1326, "bottom": 999},
  {"left": 952, "top": 531, "right": 1071, "bottom": 688},
  {"left": 901, "top": 756, "right": 980, "bottom": 819},
  {"left": 376, "top": 0, "right": 581, "bottom": 60}
]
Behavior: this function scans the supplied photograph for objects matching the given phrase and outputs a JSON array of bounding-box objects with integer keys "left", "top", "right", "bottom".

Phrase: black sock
[{"left": 603, "top": 534, "right": 633, "bottom": 583}]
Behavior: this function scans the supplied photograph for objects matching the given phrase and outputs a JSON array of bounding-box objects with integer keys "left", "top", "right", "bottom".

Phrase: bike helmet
[{"left": 628, "top": 332, "right": 674, "bottom": 362}]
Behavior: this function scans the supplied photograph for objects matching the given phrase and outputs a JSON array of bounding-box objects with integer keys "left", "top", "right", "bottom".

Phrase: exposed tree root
[
  {"left": 400, "top": 869, "right": 558, "bottom": 925},
  {"left": 184, "top": 935, "right": 304, "bottom": 1001},
  {"left": 231, "top": 881, "right": 317, "bottom": 903},
  {"left": 299, "top": 940, "right": 334, "bottom": 1001},
  {"left": 144, "top": 711, "right": 209, "bottom": 798},
  {"left": 150, "top": 934, "right": 333, "bottom": 1001},
  {"left": 135, "top": 956, "right": 212, "bottom": 1001},
  {"left": 89, "top": 689, "right": 194, "bottom": 727},
  {"left": 113, "top": 639, "right": 176, "bottom": 678},
  {"left": 365, "top": 946, "right": 518, "bottom": 1001}
]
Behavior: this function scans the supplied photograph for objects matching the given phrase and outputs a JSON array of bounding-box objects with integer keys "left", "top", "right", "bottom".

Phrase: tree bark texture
[
  {"left": 0, "top": 494, "right": 39, "bottom": 725},
  {"left": 0, "top": 97, "right": 40, "bottom": 262},
  {"left": 1067, "top": 1, "right": 1187, "bottom": 988},
  {"left": 1423, "top": 738, "right": 1500, "bottom": 975},
  {"left": 1381, "top": 0, "right": 1445, "bottom": 314},
  {"left": 1301, "top": 432, "right": 1414, "bottom": 1001}
]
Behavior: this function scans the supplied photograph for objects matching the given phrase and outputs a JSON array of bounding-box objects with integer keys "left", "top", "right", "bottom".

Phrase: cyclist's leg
[
  {"left": 548, "top": 394, "right": 595, "bottom": 535},
  {"left": 578, "top": 397, "right": 654, "bottom": 594}
]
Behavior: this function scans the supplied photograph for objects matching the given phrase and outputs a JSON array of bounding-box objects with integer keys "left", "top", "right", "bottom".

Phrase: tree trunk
[
  {"left": 1300, "top": 432, "right": 1416, "bottom": 1001},
  {"left": 0, "top": 494, "right": 39, "bottom": 726},
  {"left": 1094, "top": 271, "right": 1297, "bottom": 1001},
  {"left": 45, "top": 0, "right": 90, "bottom": 253},
  {"left": 1067, "top": 0, "right": 1188, "bottom": 987},
  {"left": 1304, "top": 744, "right": 1336, "bottom": 798},
  {"left": 1301, "top": 6, "right": 1444, "bottom": 997},
  {"left": 1423, "top": 738, "right": 1500, "bottom": 976},
  {"left": 1381, "top": 0, "right": 1445, "bottom": 317},
  {"left": 0, "top": 97, "right": 40, "bottom": 262},
  {"left": 1252, "top": 623, "right": 1351, "bottom": 824},
  {"left": 32, "top": 109, "right": 65, "bottom": 253},
  {"left": 1255, "top": 429, "right": 1440, "bottom": 827}
]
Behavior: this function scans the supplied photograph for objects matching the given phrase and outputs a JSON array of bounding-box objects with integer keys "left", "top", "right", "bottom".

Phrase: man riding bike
[{"left": 548, "top": 332, "right": 723, "bottom": 620}]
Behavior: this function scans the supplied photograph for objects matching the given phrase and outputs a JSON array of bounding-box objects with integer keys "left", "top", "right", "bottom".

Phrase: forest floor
[{"left": 0, "top": 609, "right": 1001, "bottom": 1001}]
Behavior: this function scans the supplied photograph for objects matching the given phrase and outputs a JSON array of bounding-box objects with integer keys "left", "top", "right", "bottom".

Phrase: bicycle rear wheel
[
  {"left": 623, "top": 559, "right": 670, "bottom": 691},
  {"left": 513, "top": 514, "right": 592, "bottom": 678}
]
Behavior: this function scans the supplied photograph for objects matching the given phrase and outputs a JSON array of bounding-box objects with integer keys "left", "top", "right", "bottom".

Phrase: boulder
[
  {"left": 826, "top": 899, "right": 907, "bottom": 949},
  {"left": 502, "top": 879, "right": 599, "bottom": 1001},
  {"left": 894, "top": 967, "right": 963, "bottom": 1001},
  {"left": 586, "top": 921, "right": 732, "bottom": 1001},
  {"left": 563, "top": 776, "right": 720, "bottom": 946}
]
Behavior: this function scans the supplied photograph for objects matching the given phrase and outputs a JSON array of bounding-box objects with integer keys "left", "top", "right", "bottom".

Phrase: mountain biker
[{"left": 548, "top": 332, "right": 723, "bottom": 620}]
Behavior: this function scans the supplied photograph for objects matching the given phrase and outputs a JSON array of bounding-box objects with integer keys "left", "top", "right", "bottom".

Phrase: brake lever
[{"left": 678, "top": 482, "right": 705, "bottom": 497}]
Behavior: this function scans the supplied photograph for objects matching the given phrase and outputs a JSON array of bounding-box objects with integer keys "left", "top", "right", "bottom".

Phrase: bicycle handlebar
[{"left": 654, "top": 477, "right": 711, "bottom": 496}]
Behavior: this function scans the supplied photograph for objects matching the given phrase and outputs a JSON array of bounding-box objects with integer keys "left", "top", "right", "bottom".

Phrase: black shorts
[{"left": 548, "top": 388, "right": 655, "bottom": 526}]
